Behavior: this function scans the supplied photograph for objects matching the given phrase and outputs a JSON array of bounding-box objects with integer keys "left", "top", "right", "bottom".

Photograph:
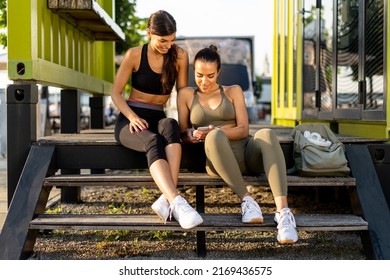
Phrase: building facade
[{"left": 273, "top": 0, "right": 389, "bottom": 139}]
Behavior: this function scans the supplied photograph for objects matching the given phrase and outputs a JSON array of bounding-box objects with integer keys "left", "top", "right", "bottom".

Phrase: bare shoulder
[
  {"left": 176, "top": 46, "right": 189, "bottom": 66},
  {"left": 178, "top": 87, "right": 196, "bottom": 103},
  {"left": 178, "top": 87, "right": 196, "bottom": 109},
  {"left": 223, "top": 84, "right": 244, "bottom": 98},
  {"left": 178, "top": 86, "right": 195, "bottom": 97},
  {"left": 124, "top": 46, "right": 142, "bottom": 61},
  {"left": 176, "top": 45, "right": 188, "bottom": 58},
  {"left": 120, "top": 46, "right": 142, "bottom": 68}
]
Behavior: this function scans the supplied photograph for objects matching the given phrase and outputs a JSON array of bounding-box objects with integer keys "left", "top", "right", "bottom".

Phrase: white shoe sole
[
  {"left": 179, "top": 216, "right": 204, "bottom": 229},
  {"left": 242, "top": 216, "right": 264, "bottom": 224},
  {"left": 278, "top": 239, "right": 298, "bottom": 244}
]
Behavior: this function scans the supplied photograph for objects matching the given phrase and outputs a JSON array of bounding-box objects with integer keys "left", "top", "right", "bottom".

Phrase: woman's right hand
[
  {"left": 129, "top": 116, "right": 149, "bottom": 134},
  {"left": 180, "top": 128, "right": 193, "bottom": 143},
  {"left": 180, "top": 128, "right": 200, "bottom": 143}
]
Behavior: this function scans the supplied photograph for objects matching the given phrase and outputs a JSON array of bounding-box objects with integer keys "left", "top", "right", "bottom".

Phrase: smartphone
[{"left": 196, "top": 126, "right": 210, "bottom": 131}]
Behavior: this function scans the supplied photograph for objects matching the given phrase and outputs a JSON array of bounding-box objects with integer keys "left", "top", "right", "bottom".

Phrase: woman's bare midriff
[{"left": 129, "top": 88, "right": 171, "bottom": 105}]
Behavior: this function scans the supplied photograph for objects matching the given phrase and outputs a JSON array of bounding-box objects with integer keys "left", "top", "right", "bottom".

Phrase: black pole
[
  {"left": 89, "top": 96, "right": 105, "bottom": 129},
  {"left": 6, "top": 84, "right": 38, "bottom": 206},
  {"left": 60, "top": 89, "right": 81, "bottom": 203}
]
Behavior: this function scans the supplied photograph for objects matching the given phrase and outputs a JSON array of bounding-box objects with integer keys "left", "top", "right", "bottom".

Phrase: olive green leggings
[{"left": 204, "top": 128, "right": 288, "bottom": 198}]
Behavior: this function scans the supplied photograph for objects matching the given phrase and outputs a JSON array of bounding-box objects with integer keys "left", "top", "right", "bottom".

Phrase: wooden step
[
  {"left": 41, "top": 129, "right": 388, "bottom": 145},
  {"left": 44, "top": 173, "right": 357, "bottom": 187},
  {"left": 30, "top": 213, "right": 368, "bottom": 232}
]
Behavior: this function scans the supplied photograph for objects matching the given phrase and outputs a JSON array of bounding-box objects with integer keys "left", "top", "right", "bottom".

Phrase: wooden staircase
[{"left": 1, "top": 127, "right": 389, "bottom": 259}]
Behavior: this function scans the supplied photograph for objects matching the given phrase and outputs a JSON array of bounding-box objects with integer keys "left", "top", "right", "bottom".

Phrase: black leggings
[{"left": 114, "top": 106, "right": 181, "bottom": 167}]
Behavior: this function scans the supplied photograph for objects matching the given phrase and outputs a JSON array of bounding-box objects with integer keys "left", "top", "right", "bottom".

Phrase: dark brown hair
[
  {"left": 148, "top": 10, "right": 178, "bottom": 94},
  {"left": 194, "top": 45, "right": 221, "bottom": 72}
]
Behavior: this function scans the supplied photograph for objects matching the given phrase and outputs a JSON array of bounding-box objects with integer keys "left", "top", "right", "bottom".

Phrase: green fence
[{"left": 7, "top": 0, "right": 124, "bottom": 95}]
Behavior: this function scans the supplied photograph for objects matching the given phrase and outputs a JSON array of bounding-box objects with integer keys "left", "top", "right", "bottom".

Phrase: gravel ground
[{"left": 29, "top": 182, "right": 367, "bottom": 260}]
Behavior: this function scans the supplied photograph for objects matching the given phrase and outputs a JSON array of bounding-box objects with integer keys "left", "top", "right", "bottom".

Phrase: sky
[{"left": 135, "top": 0, "right": 274, "bottom": 76}]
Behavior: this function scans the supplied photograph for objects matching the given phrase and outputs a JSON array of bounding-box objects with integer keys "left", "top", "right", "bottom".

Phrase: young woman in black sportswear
[{"left": 111, "top": 10, "right": 203, "bottom": 229}]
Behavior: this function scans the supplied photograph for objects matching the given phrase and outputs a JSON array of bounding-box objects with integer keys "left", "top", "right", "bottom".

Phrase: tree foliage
[
  {"left": 255, "top": 75, "right": 263, "bottom": 99},
  {"left": 0, "top": 0, "right": 6, "bottom": 47},
  {"left": 115, "top": 0, "right": 148, "bottom": 55}
]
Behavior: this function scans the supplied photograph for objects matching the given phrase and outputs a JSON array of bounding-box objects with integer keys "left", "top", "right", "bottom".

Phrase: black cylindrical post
[
  {"left": 6, "top": 84, "right": 38, "bottom": 206},
  {"left": 60, "top": 89, "right": 81, "bottom": 203},
  {"left": 89, "top": 96, "right": 105, "bottom": 129}
]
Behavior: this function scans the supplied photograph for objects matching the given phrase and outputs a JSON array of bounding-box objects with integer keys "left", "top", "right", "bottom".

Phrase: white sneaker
[
  {"left": 169, "top": 195, "right": 203, "bottom": 229},
  {"left": 241, "top": 196, "right": 264, "bottom": 223},
  {"left": 274, "top": 208, "right": 299, "bottom": 244},
  {"left": 151, "top": 194, "right": 170, "bottom": 223}
]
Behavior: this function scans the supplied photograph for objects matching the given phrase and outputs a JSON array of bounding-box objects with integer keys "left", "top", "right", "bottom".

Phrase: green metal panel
[
  {"left": 387, "top": 0, "right": 390, "bottom": 138},
  {"left": 7, "top": 0, "right": 35, "bottom": 75},
  {"left": 7, "top": 0, "right": 121, "bottom": 95},
  {"left": 271, "top": 0, "right": 279, "bottom": 124},
  {"left": 295, "top": 0, "right": 303, "bottom": 119},
  {"left": 339, "top": 122, "right": 388, "bottom": 139}
]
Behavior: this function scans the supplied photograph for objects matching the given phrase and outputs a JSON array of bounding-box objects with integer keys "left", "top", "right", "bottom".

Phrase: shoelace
[
  {"left": 242, "top": 200, "right": 261, "bottom": 215},
  {"left": 167, "top": 200, "right": 186, "bottom": 222},
  {"left": 167, "top": 204, "right": 174, "bottom": 223},
  {"left": 277, "top": 211, "right": 296, "bottom": 229},
  {"left": 168, "top": 199, "right": 194, "bottom": 222}
]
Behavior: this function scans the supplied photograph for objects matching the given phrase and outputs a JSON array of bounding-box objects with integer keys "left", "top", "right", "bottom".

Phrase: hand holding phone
[{"left": 193, "top": 125, "right": 213, "bottom": 142}]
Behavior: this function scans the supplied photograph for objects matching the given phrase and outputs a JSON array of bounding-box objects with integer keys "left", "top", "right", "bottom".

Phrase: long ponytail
[{"left": 147, "top": 10, "right": 178, "bottom": 94}]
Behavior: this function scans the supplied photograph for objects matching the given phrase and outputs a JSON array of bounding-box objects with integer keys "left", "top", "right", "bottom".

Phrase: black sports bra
[{"left": 131, "top": 44, "right": 163, "bottom": 95}]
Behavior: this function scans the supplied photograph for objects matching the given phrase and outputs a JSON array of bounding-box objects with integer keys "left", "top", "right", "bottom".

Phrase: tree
[
  {"left": 115, "top": 0, "right": 147, "bottom": 55},
  {"left": 255, "top": 75, "right": 263, "bottom": 99},
  {"left": 0, "top": 0, "right": 6, "bottom": 47}
]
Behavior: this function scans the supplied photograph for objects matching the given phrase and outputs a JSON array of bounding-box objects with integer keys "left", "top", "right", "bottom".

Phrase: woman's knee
[
  {"left": 254, "top": 128, "right": 277, "bottom": 142},
  {"left": 158, "top": 118, "right": 179, "bottom": 132},
  {"left": 158, "top": 118, "right": 180, "bottom": 144},
  {"left": 145, "top": 134, "right": 166, "bottom": 166},
  {"left": 205, "top": 129, "right": 227, "bottom": 145},
  {"left": 204, "top": 129, "right": 231, "bottom": 158}
]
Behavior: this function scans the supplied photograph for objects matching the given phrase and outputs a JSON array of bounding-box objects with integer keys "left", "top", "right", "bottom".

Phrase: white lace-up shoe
[
  {"left": 151, "top": 194, "right": 170, "bottom": 223},
  {"left": 274, "top": 208, "right": 299, "bottom": 244},
  {"left": 241, "top": 196, "right": 264, "bottom": 223},
  {"left": 169, "top": 195, "right": 203, "bottom": 229}
]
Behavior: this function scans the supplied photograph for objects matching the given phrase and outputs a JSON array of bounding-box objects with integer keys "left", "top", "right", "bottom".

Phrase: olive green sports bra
[{"left": 190, "top": 85, "right": 236, "bottom": 128}]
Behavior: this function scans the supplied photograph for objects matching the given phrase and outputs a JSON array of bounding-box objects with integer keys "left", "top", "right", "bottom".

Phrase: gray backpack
[{"left": 291, "top": 123, "right": 350, "bottom": 177}]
